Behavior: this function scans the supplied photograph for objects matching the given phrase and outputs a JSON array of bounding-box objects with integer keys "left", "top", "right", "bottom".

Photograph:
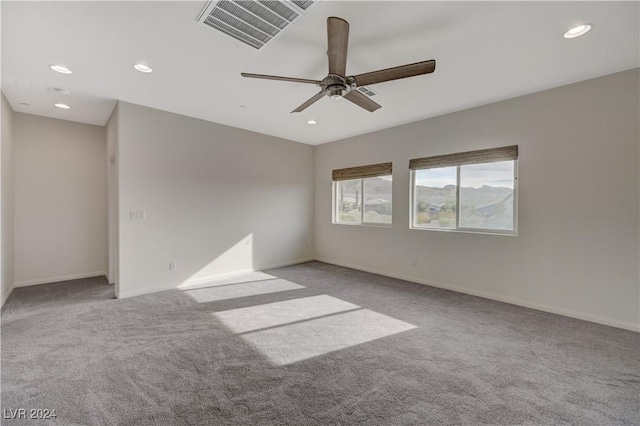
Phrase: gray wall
[
  {"left": 116, "top": 102, "right": 315, "bottom": 297},
  {"left": 106, "top": 104, "right": 119, "bottom": 294},
  {"left": 315, "top": 68, "right": 640, "bottom": 330},
  {"left": 1, "top": 93, "right": 14, "bottom": 306},
  {"left": 13, "top": 113, "right": 107, "bottom": 286}
]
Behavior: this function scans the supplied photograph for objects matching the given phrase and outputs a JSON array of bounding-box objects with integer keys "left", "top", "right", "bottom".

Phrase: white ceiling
[{"left": 2, "top": 1, "right": 638, "bottom": 145}]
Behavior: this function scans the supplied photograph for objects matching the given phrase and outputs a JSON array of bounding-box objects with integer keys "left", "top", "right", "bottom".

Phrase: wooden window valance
[
  {"left": 409, "top": 146, "right": 518, "bottom": 170},
  {"left": 332, "top": 162, "right": 392, "bottom": 181}
]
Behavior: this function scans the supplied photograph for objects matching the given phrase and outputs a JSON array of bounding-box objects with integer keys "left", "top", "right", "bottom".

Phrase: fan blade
[
  {"left": 291, "top": 91, "right": 326, "bottom": 113},
  {"left": 241, "top": 73, "right": 320, "bottom": 85},
  {"left": 344, "top": 90, "right": 381, "bottom": 112},
  {"left": 327, "top": 17, "right": 349, "bottom": 76},
  {"left": 351, "top": 60, "right": 436, "bottom": 87}
]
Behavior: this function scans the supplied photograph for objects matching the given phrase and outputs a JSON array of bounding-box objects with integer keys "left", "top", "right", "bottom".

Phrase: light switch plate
[{"left": 130, "top": 210, "right": 146, "bottom": 220}]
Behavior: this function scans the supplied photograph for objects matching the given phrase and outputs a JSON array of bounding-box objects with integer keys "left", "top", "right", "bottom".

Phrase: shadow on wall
[
  {"left": 179, "top": 233, "right": 256, "bottom": 287},
  {"left": 113, "top": 101, "right": 313, "bottom": 299},
  {"left": 119, "top": 221, "right": 310, "bottom": 298}
]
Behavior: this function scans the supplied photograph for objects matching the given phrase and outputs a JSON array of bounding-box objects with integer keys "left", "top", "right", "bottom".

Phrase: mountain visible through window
[{"left": 412, "top": 159, "right": 516, "bottom": 234}]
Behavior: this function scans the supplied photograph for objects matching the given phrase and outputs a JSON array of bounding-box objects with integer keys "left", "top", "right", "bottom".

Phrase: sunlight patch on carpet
[
  {"left": 214, "top": 296, "right": 416, "bottom": 365},
  {"left": 213, "top": 295, "right": 360, "bottom": 333},
  {"left": 182, "top": 278, "right": 304, "bottom": 303}
]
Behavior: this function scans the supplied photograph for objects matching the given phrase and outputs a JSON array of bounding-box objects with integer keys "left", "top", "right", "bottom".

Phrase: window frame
[
  {"left": 333, "top": 175, "right": 393, "bottom": 227},
  {"left": 410, "top": 161, "right": 518, "bottom": 236}
]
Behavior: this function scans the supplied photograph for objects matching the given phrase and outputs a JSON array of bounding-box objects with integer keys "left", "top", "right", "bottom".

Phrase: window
[
  {"left": 410, "top": 146, "right": 517, "bottom": 234},
  {"left": 333, "top": 162, "right": 392, "bottom": 225}
]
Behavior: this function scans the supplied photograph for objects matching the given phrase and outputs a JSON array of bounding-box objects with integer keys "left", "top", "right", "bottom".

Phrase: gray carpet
[{"left": 1, "top": 261, "right": 638, "bottom": 425}]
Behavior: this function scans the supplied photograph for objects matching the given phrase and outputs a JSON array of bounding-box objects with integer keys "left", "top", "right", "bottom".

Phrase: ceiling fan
[{"left": 241, "top": 17, "right": 436, "bottom": 113}]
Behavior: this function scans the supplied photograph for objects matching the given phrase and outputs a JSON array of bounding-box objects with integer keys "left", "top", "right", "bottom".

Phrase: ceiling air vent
[
  {"left": 197, "top": 0, "right": 320, "bottom": 51},
  {"left": 291, "top": 0, "right": 314, "bottom": 10},
  {"left": 356, "top": 86, "right": 377, "bottom": 97}
]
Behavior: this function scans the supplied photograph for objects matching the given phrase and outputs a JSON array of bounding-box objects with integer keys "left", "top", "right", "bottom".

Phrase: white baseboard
[
  {"left": 316, "top": 257, "right": 639, "bottom": 333},
  {"left": 1, "top": 285, "right": 14, "bottom": 309},
  {"left": 14, "top": 271, "right": 107, "bottom": 288},
  {"left": 118, "top": 258, "right": 315, "bottom": 299}
]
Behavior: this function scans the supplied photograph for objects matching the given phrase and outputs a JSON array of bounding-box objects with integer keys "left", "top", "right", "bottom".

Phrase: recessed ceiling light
[
  {"left": 54, "top": 103, "right": 71, "bottom": 109},
  {"left": 133, "top": 63, "right": 153, "bottom": 73},
  {"left": 49, "top": 64, "right": 72, "bottom": 74},
  {"left": 307, "top": 119, "right": 317, "bottom": 125},
  {"left": 564, "top": 24, "right": 592, "bottom": 39}
]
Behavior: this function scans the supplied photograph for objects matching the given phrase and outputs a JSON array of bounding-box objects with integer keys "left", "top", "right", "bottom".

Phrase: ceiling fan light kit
[{"left": 241, "top": 16, "right": 436, "bottom": 113}]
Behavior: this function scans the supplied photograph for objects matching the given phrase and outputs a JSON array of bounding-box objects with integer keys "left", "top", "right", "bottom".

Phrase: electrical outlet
[
  {"left": 411, "top": 258, "right": 418, "bottom": 267},
  {"left": 169, "top": 261, "right": 176, "bottom": 272}
]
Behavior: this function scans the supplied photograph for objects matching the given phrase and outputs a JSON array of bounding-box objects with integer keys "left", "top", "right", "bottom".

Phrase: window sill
[
  {"left": 410, "top": 226, "right": 517, "bottom": 237},
  {"left": 333, "top": 222, "right": 392, "bottom": 228}
]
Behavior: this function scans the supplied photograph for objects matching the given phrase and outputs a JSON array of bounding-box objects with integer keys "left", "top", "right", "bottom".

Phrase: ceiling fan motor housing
[{"left": 322, "top": 74, "right": 351, "bottom": 99}]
